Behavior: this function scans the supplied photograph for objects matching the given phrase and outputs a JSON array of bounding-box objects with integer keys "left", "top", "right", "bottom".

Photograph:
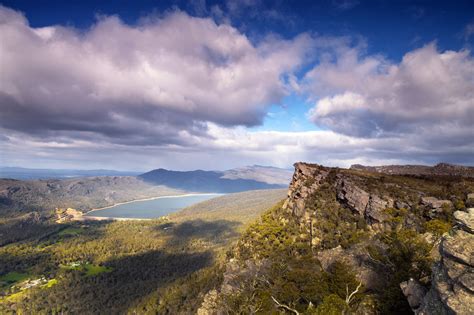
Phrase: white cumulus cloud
[{"left": 0, "top": 5, "right": 312, "bottom": 145}]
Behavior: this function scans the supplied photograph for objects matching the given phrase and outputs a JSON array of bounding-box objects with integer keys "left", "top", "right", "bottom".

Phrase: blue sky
[
  {"left": 0, "top": 0, "right": 473, "bottom": 170},
  {"left": 5, "top": 0, "right": 473, "bottom": 60}
]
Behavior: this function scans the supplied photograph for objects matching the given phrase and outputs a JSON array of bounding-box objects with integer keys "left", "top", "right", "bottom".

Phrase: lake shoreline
[{"left": 81, "top": 193, "right": 223, "bottom": 220}]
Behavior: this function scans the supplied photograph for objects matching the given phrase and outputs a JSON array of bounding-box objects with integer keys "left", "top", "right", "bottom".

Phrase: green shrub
[
  {"left": 425, "top": 219, "right": 451, "bottom": 239},
  {"left": 313, "top": 294, "right": 346, "bottom": 314}
]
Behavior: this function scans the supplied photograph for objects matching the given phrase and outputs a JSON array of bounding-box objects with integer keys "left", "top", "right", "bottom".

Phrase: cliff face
[
  {"left": 283, "top": 163, "right": 406, "bottom": 230},
  {"left": 283, "top": 163, "right": 474, "bottom": 314},
  {"left": 200, "top": 163, "right": 474, "bottom": 314},
  {"left": 282, "top": 163, "right": 329, "bottom": 217}
]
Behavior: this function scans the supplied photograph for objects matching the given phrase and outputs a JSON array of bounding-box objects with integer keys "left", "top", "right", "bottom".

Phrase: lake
[{"left": 84, "top": 194, "right": 222, "bottom": 219}]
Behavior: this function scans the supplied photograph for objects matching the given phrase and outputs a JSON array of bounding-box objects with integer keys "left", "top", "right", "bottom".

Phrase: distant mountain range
[
  {"left": 139, "top": 165, "right": 290, "bottom": 193},
  {"left": 0, "top": 165, "right": 292, "bottom": 217},
  {"left": 0, "top": 167, "right": 140, "bottom": 180}
]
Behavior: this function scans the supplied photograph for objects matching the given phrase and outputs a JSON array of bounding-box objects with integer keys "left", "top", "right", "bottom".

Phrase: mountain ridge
[{"left": 350, "top": 162, "right": 474, "bottom": 177}]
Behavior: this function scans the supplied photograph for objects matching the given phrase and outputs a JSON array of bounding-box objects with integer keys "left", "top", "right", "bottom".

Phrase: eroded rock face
[
  {"left": 336, "top": 176, "right": 370, "bottom": 216},
  {"left": 335, "top": 176, "right": 393, "bottom": 226},
  {"left": 282, "top": 163, "right": 329, "bottom": 217},
  {"left": 415, "top": 209, "right": 474, "bottom": 315}
]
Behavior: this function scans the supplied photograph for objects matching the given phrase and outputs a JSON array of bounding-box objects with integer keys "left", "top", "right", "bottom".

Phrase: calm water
[{"left": 84, "top": 194, "right": 222, "bottom": 219}]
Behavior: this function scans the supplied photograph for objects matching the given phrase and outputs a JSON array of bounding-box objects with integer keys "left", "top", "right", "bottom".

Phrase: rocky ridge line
[{"left": 350, "top": 163, "right": 474, "bottom": 178}]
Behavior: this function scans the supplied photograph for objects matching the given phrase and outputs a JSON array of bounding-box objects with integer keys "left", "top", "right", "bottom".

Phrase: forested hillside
[
  {"left": 198, "top": 163, "right": 474, "bottom": 314},
  {"left": 0, "top": 165, "right": 290, "bottom": 218},
  {"left": 0, "top": 189, "right": 285, "bottom": 313}
]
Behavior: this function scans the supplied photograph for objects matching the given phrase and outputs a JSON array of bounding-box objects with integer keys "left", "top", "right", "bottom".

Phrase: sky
[{"left": 0, "top": 0, "right": 473, "bottom": 171}]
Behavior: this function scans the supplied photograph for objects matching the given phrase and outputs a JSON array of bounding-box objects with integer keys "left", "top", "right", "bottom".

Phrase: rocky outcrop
[
  {"left": 335, "top": 176, "right": 370, "bottom": 216},
  {"left": 335, "top": 176, "right": 393, "bottom": 227},
  {"left": 421, "top": 196, "right": 453, "bottom": 218},
  {"left": 401, "top": 279, "right": 428, "bottom": 310},
  {"left": 350, "top": 163, "right": 474, "bottom": 178},
  {"left": 283, "top": 163, "right": 396, "bottom": 229},
  {"left": 282, "top": 163, "right": 329, "bottom": 217},
  {"left": 414, "top": 208, "right": 474, "bottom": 315}
]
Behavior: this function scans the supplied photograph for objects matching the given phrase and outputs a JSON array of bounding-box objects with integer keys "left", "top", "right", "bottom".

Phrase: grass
[
  {"left": 84, "top": 264, "right": 113, "bottom": 276},
  {"left": 172, "top": 189, "right": 287, "bottom": 227},
  {"left": 42, "top": 279, "right": 58, "bottom": 288},
  {"left": 0, "top": 278, "right": 58, "bottom": 304},
  {"left": 0, "top": 272, "right": 29, "bottom": 288},
  {"left": 58, "top": 227, "right": 84, "bottom": 237},
  {"left": 0, "top": 290, "right": 26, "bottom": 303}
]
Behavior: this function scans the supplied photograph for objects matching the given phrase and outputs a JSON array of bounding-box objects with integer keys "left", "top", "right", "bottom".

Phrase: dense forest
[{"left": 0, "top": 189, "right": 285, "bottom": 313}]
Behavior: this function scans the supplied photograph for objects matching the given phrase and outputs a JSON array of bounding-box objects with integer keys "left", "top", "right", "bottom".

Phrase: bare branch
[
  {"left": 345, "top": 281, "right": 363, "bottom": 305},
  {"left": 271, "top": 296, "right": 300, "bottom": 315}
]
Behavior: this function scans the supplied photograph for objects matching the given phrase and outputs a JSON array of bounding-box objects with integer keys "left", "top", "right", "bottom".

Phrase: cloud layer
[
  {"left": 0, "top": 6, "right": 311, "bottom": 145},
  {"left": 1, "top": 5, "right": 473, "bottom": 170},
  {"left": 306, "top": 43, "right": 474, "bottom": 153}
]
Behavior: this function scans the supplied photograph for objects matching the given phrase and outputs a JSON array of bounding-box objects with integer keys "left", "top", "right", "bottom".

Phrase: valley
[
  {"left": 1, "top": 163, "right": 473, "bottom": 314},
  {"left": 0, "top": 188, "right": 287, "bottom": 313},
  {"left": 2, "top": 2, "right": 472, "bottom": 313}
]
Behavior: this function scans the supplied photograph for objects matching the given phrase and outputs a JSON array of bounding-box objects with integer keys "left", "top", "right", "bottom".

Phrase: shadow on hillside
[
  {"left": 43, "top": 250, "right": 213, "bottom": 313},
  {"left": 0, "top": 216, "right": 114, "bottom": 247},
  {"left": 155, "top": 219, "right": 241, "bottom": 247}
]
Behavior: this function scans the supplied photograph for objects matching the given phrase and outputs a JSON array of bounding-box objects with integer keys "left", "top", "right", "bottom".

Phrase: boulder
[
  {"left": 365, "top": 195, "right": 393, "bottom": 223},
  {"left": 421, "top": 196, "right": 452, "bottom": 209},
  {"left": 395, "top": 200, "right": 410, "bottom": 210},
  {"left": 400, "top": 279, "right": 427, "bottom": 310},
  {"left": 421, "top": 196, "right": 452, "bottom": 218},
  {"left": 441, "top": 229, "right": 474, "bottom": 267},
  {"left": 454, "top": 208, "right": 474, "bottom": 233},
  {"left": 415, "top": 210, "right": 474, "bottom": 315}
]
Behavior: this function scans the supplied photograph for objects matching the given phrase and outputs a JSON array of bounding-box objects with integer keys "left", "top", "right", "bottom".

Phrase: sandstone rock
[
  {"left": 395, "top": 200, "right": 410, "bottom": 210},
  {"left": 421, "top": 196, "right": 452, "bottom": 209},
  {"left": 365, "top": 195, "right": 393, "bottom": 223},
  {"left": 454, "top": 208, "right": 474, "bottom": 233},
  {"left": 283, "top": 163, "right": 329, "bottom": 217},
  {"left": 458, "top": 271, "right": 474, "bottom": 292},
  {"left": 400, "top": 279, "right": 427, "bottom": 310},
  {"left": 335, "top": 177, "right": 370, "bottom": 216},
  {"left": 421, "top": 196, "right": 453, "bottom": 219},
  {"left": 416, "top": 210, "right": 474, "bottom": 315},
  {"left": 442, "top": 229, "right": 474, "bottom": 267}
]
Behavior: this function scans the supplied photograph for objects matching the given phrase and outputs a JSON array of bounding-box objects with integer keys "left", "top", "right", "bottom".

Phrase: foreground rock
[{"left": 413, "top": 208, "right": 474, "bottom": 315}]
